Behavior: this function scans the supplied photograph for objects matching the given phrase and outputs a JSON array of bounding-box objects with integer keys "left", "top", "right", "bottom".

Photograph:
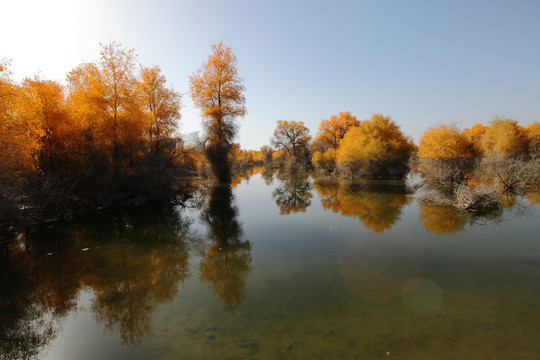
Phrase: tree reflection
[
  {"left": 418, "top": 203, "right": 468, "bottom": 235},
  {"left": 0, "top": 205, "right": 195, "bottom": 355},
  {"left": 313, "top": 179, "right": 411, "bottom": 233},
  {"left": 272, "top": 171, "right": 313, "bottom": 215},
  {"left": 527, "top": 187, "right": 540, "bottom": 205},
  {"left": 0, "top": 232, "right": 83, "bottom": 360},
  {"left": 82, "top": 207, "right": 193, "bottom": 344},
  {"left": 199, "top": 184, "right": 252, "bottom": 311}
]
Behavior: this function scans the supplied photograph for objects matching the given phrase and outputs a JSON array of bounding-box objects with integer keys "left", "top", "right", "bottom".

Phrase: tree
[
  {"left": 66, "top": 62, "right": 107, "bottom": 169},
  {"left": 417, "top": 124, "right": 474, "bottom": 182},
  {"left": 0, "top": 60, "right": 43, "bottom": 181},
  {"left": 418, "top": 124, "right": 472, "bottom": 160},
  {"left": 66, "top": 41, "right": 144, "bottom": 170},
  {"left": 260, "top": 145, "right": 274, "bottom": 163},
  {"left": 139, "top": 66, "right": 181, "bottom": 152},
  {"left": 138, "top": 65, "right": 182, "bottom": 174},
  {"left": 315, "top": 111, "right": 359, "bottom": 150},
  {"left": 189, "top": 41, "right": 246, "bottom": 182},
  {"left": 20, "top": 77, "right": 70, "bottom": 172},
  {"left": 270, "top": 120, "right": 312, "bottom": 159},
  {"left": 99, "top": 41, "right": 144, "bottom": 168},
  {"left": 312, "top": 148, "right": 337, "bottom": 173},
  {"left": 336, "top": 114, "right": 414, "bottom": 178},
  {"left": 311, "top": 112, "right": 359, "bottom": 173},
  {"left": 525, "top": 122, "right": 540, "bottom": 156},
  {"left": 481, "top": 117, "right": 526, "bottom": 156},
  {"left": 464, "top": 123, "right": 487, "bottom": 157}
]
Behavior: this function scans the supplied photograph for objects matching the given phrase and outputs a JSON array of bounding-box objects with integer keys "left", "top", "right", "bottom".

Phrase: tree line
[
  {"left": 0, "top": 40, "right": 250, "bottom": 226},
  {"left": 2, "top": 40, "right": 539, "bottom": 227}
]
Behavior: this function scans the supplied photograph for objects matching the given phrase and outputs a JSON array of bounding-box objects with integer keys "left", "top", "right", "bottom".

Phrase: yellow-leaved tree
[
  {"left": 20, "top": 77, "right": 71, "bottom": 172},
  {"left": 0, "top": 60, "right": 43, "bottom": 181},
  {"left": 525, "top": 122, "right": 540, "bottom": 155},
  {"left": 417, "top": 124, "right": 474, "bottom": 182},
  {"left": 189, "top": 41, "right": 246, "bottom": 182},
  {"left": 315, "top": 111, "right": 360, "bottom": 150},
  {"left": 481, "top": 117, "right": 526, "bottom": 156},
  {"left": 336, "top": 114, "right": 415, "bottom": 178},
  {"left": 418, "top": 124, "right": 472, "bottom": 159},
  {"left": 138, "top": 65, "right": 182, "bottom": 173},
  {"left": 463, "top": 123, "right": 487, "bottom": 157},
  {"left": 312, "top": 111, "right": 359, "bottom": 172},
  {"left": 67, "top": 41, "right": 145, "bottom": 170}
]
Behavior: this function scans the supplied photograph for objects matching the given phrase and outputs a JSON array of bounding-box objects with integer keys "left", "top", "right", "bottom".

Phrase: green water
[{"left": 1, "top": 172, "right": 540, "bottom": 359}]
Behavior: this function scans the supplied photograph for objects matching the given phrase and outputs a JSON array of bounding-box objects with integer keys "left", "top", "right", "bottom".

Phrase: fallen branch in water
[{"left": 415, "top": 184, "right": 500, "bottom": 212}]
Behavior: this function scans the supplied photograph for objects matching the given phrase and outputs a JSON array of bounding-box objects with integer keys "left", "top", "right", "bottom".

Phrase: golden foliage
[
  {"left": 481, "top": 117, "right": 526, "bottom": 156},
  {"left": 0, "top": 62, "right": 43, "bottom": 178},
  {"left": 337, "top": 114, "right": 414, "bottom": 163},
  {"left": 312, "top": 148, "right": 336, "bottom": 172},
  {"left": 464, "top": 123, "right": 486, "bottom": 156},
  {"left": 315, "top": 111, "right": 360, "bottom": 149},
  {"left": 418, "top": 124, "right": 472, "bottom": 159},
  {"left": 20, "top": 77, "right": 71, "bottom": 171},
  {"left": 335, "top": 114, "right": 414, "bottom": 177},
  {"left": 66, "top": 42, "right": 146, "bottom": 167},
  {"left": 525, "top": 121, "right": 540, "bottom": 155},
  {"left": 139, "top": 66, "right": 181, "bottom": 147},
  {"left": 189, "top": 41, "right": 246, "bottom": 144}
]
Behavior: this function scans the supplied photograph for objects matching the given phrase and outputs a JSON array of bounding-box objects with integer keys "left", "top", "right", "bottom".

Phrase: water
[{"left": 1, "top": 171, "right": 539, "bottom": 359}]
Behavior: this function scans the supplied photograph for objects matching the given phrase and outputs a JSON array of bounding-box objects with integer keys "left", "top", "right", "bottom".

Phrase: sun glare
[{"left": 2, "top": 0, "right": 87, "bottom": 81}]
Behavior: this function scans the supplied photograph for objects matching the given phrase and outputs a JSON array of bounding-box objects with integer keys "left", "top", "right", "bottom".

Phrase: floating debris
[{"left": 81, "top": 248, "right": 90, "bottom": 251}]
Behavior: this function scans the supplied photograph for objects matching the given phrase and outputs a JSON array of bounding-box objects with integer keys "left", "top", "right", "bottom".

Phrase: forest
[{"left": 1, "top": 41, "right": 539, "bottom": 232}]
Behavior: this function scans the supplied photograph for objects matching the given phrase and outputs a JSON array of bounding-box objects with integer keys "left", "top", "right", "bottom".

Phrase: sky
[{"left": 2, "top": 0, "right": 539, "bottom": 150}]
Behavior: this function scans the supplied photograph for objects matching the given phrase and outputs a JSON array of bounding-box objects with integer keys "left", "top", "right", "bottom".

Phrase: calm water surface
[{"left": 1, "top": 171, "right": 540, "bottom": 359}]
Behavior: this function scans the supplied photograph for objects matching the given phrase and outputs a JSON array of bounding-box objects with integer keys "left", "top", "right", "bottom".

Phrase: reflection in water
[
  {"left": 272, "top": 172, "right": 313, "bottom": 215},
  {"left": 0, "top": 238, "right": 74, "bottom": 360},
  {"left": 0, "top": 205, "right": 194, "bottom": 355},
  {"left": 83, "top": 208, "right": 192, "bottom": 344},
  {"left": 231, "top": 166, "right": 272, "bottom": 187},
  {"left": 418, "top": 203, "right": 468, "bottom": 235},
  {"left": 199, "top": 184, "right": 252, "bottom": 311},
  {"left": 2, "top": 174, "right": 539, "bottom": 359},
  {"left": 313, "top": 179, "right": 411, "bottom": 233},
  {"left": 528, "top": 188, "right": 540, "bottom": 205},
  {"left": 260, "top": 165, "right": 276, "bottom": 185}
]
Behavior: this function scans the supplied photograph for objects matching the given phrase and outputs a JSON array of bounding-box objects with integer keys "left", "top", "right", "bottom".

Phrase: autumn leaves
[
  {"left": 1, "top": 42, "right": 184, "bottom": 184},
  {"left": 306, "top": 113, "right": 416, "bottom": 178},
  {"left": 190, "top": 41, "right": 246, "bottom": 182}
]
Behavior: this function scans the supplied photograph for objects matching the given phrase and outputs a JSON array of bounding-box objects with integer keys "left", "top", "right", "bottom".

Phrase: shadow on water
[{"left": 199, "top": 183, "right": 252, "bottom": 311}]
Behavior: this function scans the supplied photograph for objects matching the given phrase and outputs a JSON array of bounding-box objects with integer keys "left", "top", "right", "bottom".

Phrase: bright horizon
[{"left": 2, "top": 0, "right": 539, "bottom": 150}]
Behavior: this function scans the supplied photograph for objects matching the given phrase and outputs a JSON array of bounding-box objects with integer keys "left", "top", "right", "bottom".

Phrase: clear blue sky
[{"left": 2, "top": 0, "right": 539, "bottom": 149}]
